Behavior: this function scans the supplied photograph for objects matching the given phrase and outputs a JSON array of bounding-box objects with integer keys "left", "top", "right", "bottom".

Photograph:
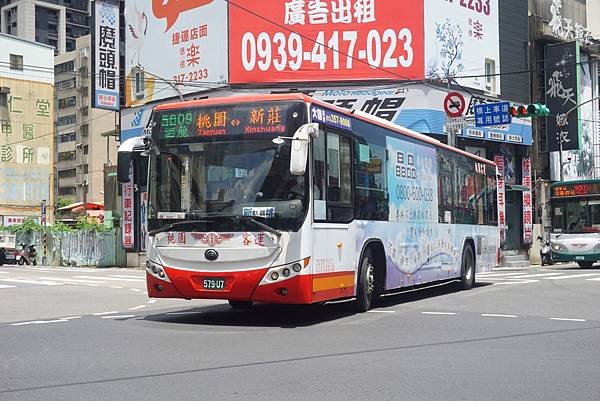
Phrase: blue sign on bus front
[
  {"left": 311, "top": 105, "right": 352, "bottom": 132},
  {"left": 474, "top": 102, "right": 512, "bottom": 128}
]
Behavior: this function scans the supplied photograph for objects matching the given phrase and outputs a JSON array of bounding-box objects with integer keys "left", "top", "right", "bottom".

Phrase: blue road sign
[{"left": 474, "top": 101, "right": 512, "bottom": 127}]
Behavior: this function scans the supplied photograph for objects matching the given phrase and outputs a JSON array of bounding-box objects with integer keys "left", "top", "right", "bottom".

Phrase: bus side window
[
  {"left": 326, "top": 132, "right": 353, "bottom": 222},
  {"left": 313, "top": 129, "right": 327, "bottom": 221}
]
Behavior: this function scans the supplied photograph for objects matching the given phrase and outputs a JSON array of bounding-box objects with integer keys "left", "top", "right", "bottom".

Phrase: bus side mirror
[
  {"left": 117, "top": 136, "right": 146, "bottom": 183},
  {"left": 290, "top": 123, "right": 319, "bottom": 176}
]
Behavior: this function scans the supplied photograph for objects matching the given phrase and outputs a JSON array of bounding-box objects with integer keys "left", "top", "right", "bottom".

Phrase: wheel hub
[{"left": 366, "top": 263, "right": 375, "bottom": 295}]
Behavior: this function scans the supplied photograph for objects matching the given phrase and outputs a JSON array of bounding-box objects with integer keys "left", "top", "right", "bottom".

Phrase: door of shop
[{"left": 504, "top": 190, "right": 521, "bottom": 250}]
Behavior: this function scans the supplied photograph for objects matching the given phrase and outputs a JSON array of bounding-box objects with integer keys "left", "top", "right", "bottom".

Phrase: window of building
[
  {"left": 58, "top": 168, "right": 76, "bottom": 178},
  {"left": 55, "top": 60, "right": 75, "bottom": 74},
  {"left": 58, "top": 187, "right": 76, "bottom": 195},
  {"left": 83, "top": 164, "right": 89, "bottom": 174},
  {"left": 57, "top": 114, "right": 76, "bottom": 126},
  {"left": 9, "top": 54, "right": 23, "bottom": 71},
  {"left": 80, "top": 106, "right": 88, "bottom": 116},
  {"left": 58, "top": 96, "right": 76, "bottom": 109},
  {"left": 58, "top": 151, "right": 76, "bottom": 161},
  {"left": 59, "top": 132, "right": 76, "bottom": 143},
  {"left": 56, "top": 79, "right": 76, "bottom": 90},
  {"left": 83, "top": 145, "right": 88, "bottom": 155}
]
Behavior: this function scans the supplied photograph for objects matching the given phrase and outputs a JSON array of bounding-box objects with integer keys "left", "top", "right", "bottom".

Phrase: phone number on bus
[
  {"left": 395, "top": 185, "right": 434, "bottom": 202},
  {"left": 240, "top": 28, "right": 414, "bottom": 72}
]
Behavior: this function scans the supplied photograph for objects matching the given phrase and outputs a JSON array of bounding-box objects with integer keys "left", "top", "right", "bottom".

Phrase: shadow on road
[{"left": 143, "top": 280, "right": 493, "bottom": 328}]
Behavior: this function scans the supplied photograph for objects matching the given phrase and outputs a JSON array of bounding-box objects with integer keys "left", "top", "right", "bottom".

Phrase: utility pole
[{"left": 83, "top": 180, "right": 88, "bottom": 216}]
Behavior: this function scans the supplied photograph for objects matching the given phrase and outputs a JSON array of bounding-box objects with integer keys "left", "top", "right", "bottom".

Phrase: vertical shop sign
[
  {"left": 494, "top": 154, "right": 505, "bottom": 244},
  {"left": 93, "top": 0, "right": 120, "bottom": 110},
  {"left": 121, "top": 163, "right": 135, "bottom": 249},
  {"left": 522, "top": 157, "right": 532, "bottom": 244}
]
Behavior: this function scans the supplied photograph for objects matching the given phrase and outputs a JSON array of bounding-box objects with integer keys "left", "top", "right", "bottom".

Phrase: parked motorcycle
[
  {"left": 537, "top": 236, "right": 552, "bottom": 266},
  {"left": 15, "top": 244, "right": 37, "bottom": 266}
]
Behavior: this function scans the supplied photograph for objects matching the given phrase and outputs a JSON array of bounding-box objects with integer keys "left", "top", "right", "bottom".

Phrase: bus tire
[
  {"left": 228, "top": 300, "right": 253, "bottom": 310},
  {"left": 458, "top": 243, "right": 475, "bottom": 290},
  {"left": 355, "top": 248, "right": 376, "bottom": 312},
  {"left": 577, "top": 261, "right": 594, "bottom": 269}
]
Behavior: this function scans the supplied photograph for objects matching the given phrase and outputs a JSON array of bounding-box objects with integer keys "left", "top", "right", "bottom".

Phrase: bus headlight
[
  {"left": 551, "top": 243, "right": 566, "bottom": 252},
  {"left": 264, "top": 257, "right": 311, "bottom": 283},
  {"left": 146, "top": 260, "right": 171, "bottom": 282}
]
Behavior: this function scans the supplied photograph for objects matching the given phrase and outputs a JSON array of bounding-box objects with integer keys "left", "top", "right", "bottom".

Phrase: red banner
[{"left": 228, "top": 0, "right": 424, "bottom": 84}]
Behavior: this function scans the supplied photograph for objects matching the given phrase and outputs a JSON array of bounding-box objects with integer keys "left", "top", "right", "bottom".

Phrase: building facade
[
  {"left": 0, "top": 33, "right": 54, "bottom": 226},
  {"left": 54, "top": 34, "right": 118, "bottom": 204},
  {"left": 0, "top": 0, "right": 89, "bottom": 54}
]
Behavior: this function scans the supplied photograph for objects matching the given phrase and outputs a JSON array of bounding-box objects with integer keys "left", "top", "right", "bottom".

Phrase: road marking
[
  {"left": 11, "top": 319, "right": 71, "bottom": 326},
  {"left": 508, "top": 272, "right": 563, "bottom": 278},
  {"left": 82, "top": 284, "right": 101, "bottom": 287},
  {"left": 367, "top": 310, "right": 395, "bottom": 313},
  {"left": 549, "top": 317, "right": 587, "bottom": 322},
  {"left": 545, "top": 273, "right": 600, "bottom": 280},
  {"left": 147, "top": 300, "right": 157, "bottom": 304},
  {"left": 492, "top": 280, "right": 539, "bottom": 285},
  {"left": 60, "top": 316, "right": 82, "bottom": 320},
  {"left": 0, "top": 284, "right": 16, "bottom": 288},
  {"left": 101, "top": 315, "right": 135, "bottom": 319},
  {"left": 422, "top": 311, "right": 456, "bottom": 315},
  {"left": 585, "top": 278, "right": 600, "bottom": 281},
  {"left": 481, "top": 313, "right": 518, "bottom": 318},
  {"left": 477, "top": 272, "right": 528, "bottom": 277},
  {"left": 37, "top": 277, "right": 103, "bottom": 284},
  {"left": 130, "top": 288, "right": 143, "bottom": 292},
  {"left": 93, "top": 311, "right": 119, "bottom": 316},
  {"left": 108, "top": 286, "right": 124, "bottom": 289},
  {"left": 128, "top": 305, "right": 147, "bottom": 310},
  {"left": 75, "top": 276, "right": 144, "bottom": 282},
  {"left": 0, "top": 278, "right": 63, "bottom": 286},
  {"left": 109, "top": 275, "right": 145, "bottom": 279}
]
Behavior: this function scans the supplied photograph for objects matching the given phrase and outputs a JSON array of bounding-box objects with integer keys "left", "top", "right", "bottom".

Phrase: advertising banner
[
  {"left": 545, "top": 41, "right": 580, "bottom": 152},
  {"left": 124, "top": 0, "right": 228, "bottom": 107},
  {"left": 522, "top": 157, "right": 532, "bottom": 244},
  {"left": 425, "top": 0, "right": 500, "bottom": 92},
  {"left": 229, "top": 0, "right": 424, "bottom": 83},
  {"left": 93, "top": 0, "right": 120, "bottom": 110},
  {"left": 494, "top": 154, "right": 505, "bottom": 244},
  {"left": 121, "top": 163, "right": 135, "bottom": 250}
]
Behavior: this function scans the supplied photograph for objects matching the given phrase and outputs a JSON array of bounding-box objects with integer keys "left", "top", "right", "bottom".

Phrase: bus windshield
[{"left": 551, "top": 198, "right": 600, "bottom": 233}]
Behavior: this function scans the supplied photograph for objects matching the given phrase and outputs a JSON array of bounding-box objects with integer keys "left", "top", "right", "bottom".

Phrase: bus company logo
[
  {"left": 191, "top": 232, "right": 234, "bottom": 247},
  {"left": 395, "top": 151, "right": 416, "bottom": 180}
]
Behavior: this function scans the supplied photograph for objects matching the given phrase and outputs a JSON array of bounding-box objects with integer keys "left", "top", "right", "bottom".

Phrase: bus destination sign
[
  {"left": 156, "top": 102, "right": 303, "bottom": 140},
  {"left": 552, "top": 182, "right": 600, "bottom": 198}
]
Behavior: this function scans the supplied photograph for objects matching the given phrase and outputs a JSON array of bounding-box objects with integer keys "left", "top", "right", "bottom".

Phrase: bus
[
  {"left": 550, "top": 179, "right": 600, "bottom": 268},
  {"left": 117, "top": 94, "right": 499, "bottom": 311}
]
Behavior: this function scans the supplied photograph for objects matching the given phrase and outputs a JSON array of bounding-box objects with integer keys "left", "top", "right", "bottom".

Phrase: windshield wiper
[
  {"left": 185, "top": 211, "right": 282, "bottom": 239},
  {"left": 148, "top": 219, "right": 213, "bottom": 236}
]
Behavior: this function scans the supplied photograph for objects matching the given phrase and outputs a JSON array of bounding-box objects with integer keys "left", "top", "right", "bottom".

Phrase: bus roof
[{"left": 153, "top": 93, "right": 496, "bottom": 167}]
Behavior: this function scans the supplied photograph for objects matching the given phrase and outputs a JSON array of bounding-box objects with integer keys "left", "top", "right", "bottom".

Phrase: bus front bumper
[
  {"left": 146, "top": 266, "right": 313, "bottom": 304},
  {"left": 551, "top": 251, "right": 600, "bottom": 262}
]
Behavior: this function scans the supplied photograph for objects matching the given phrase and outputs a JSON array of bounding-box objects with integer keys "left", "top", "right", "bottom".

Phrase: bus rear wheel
[
  {"left": 355, "top": 248, "right": 376, "bottom": 312},
  {"left": 458, "top": 243, "right": 475, "bottom": 290},
  {"left": 577, "top": 261, "right": 594, "bottom": 269}
]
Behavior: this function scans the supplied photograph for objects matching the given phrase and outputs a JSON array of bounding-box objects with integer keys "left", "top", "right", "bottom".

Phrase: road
[{"left": 1, "top": 264, "right": 599, "bottom": 401}]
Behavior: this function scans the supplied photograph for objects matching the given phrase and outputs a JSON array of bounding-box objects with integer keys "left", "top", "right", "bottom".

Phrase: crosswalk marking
[
  {"left": 0, "top": 278, "right": 63, "bottom": 286},
  {"left": 75, "top": 275, "right": 144, "bottom": 282},
  {"left": 37, "top": 277, "right": 103, "bottom": 284},
  {"left": 585, "top": 277, "right": 600, "bottom": 281},
  {"left": 507, "top": 272, "right": 563, "bottom": 279},
  {"left": 0, "top": 284, "right": 16, "bottom": 288},
  {"left": 545, "top": 273, "right": 600, "bottom": 280}
]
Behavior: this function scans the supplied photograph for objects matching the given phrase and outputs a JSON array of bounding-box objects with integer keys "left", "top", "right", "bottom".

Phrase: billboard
[
  {"left": 93, "top": 0, "right": 120, "bottom": 110},
  {"left": 425, "top": 0, "right": 500, "bottom": 93},
  {"left": 124, "top": 0, "right": 228, "bottom": 107},
  {"left": 229, "top": 0, "right": 424, "bottom": 84},
  {"left": 545, "top": 41, "right": 580, "bottom": 152}
]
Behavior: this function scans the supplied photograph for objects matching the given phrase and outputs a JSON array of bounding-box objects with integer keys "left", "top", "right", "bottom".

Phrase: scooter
[
  {"left": 538, "top": 236, "right": 552, "bottom": 266},
  {"left": 15, "top": 243, "right": 37, "bottom": 266}
]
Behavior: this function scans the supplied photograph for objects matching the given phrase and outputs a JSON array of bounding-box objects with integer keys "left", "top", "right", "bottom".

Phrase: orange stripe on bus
[{"left": 312, "top": 272, "right": 355, "bottom": 292}]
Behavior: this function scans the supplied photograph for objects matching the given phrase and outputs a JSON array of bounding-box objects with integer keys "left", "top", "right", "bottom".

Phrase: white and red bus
[{"left": 118, "top": 94, "right": 499, "bottom": 311}]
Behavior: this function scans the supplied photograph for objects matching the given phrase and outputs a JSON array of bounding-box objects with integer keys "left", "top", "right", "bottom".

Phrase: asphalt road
[{"left": 1, "top": 264, "right": 599, "bottom": 401}]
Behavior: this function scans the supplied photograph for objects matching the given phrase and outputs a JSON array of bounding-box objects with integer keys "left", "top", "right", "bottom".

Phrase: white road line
[
  {"left": 481, "top": 313, "right": 518, "bottom": 318},
  {"left": 492, "top": 280, "right": 539, "bottom": 285},
  {"left": 75, "top": 276, "right": 144, "bottom": 282},
  {"left": 10, "top": 319, "right": 70, "bottom": 326},
  {"left": 545, "top": 273, "right": 600, "bottom": 280},
  {"left": 477, "top": 272, "right": 529, "bottom": 277},
  {"left": 93, "top": 311, "right": 119, "bottom": 316},
  {"left": 130, "top": 288, "right": 143, "bottom": 292},
  {"left": 0, "top": 284, "right": 16, "bottom": 289},
  {"left": 82, "top": 284, "right": 101, "bottom": 287},
  {"left": 109, "top": 275, "right": 145, "bottom": 279},
  {"left": 422, "top": 311, "right": 456, "bottom": 315},
  {"left": 367, "top": 310, "right": 395, "bottom": 313},
  {"left": 108, "top": 286, "right": 124, "bottom": 289},
  {"left": 101, "top": 315, "right": 135, "bottom": 319},
  {"left": 147, "top": 300, "right": 157, "bottom": 304},
  {"left": 549, "top": 317, "right": 587, "bottom": 322},
  {"left": 37, "top": 277, "right": 103, "bottom": 284},
  {"left": 60, "top": 316, "right": 82, "bottom": 320},
  {"left": 585, "top": 277, "right": 600, "bottom": 282},
  {"left": 0, "top": 278, "right": 63, "bottom": 286},
  {"left": 128, "top": 305, "right": 147, "bottom": 310},
  {"left": 507, "top": 273, "right": 563, "bottom": 278}
]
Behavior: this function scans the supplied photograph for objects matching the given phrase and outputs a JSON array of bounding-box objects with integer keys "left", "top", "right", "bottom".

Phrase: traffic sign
[
  {"left": 474, "top": 101, "right": 512, "bottom": 127},
  {"left": 443, "top": 92, "right": 466, "bottom": 117},
  {"left": 446, "top": 116, "right": 467, "bottom": 130}
]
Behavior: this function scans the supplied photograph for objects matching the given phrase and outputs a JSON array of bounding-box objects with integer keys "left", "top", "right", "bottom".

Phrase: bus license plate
[
  {"left": 575, "top": 256, "right": 585, "bottom": 260},
  {"left": 203, "top": 278, "right": 225, "bottom": 290}
]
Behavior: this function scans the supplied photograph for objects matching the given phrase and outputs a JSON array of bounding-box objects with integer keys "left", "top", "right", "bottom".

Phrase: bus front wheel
[
  {"left": 458, "top": 243, "right": 475, "bottom": 290},
  {"left": 355, "top": 248, "right": 375, "bottom": 312},
  {"left": 577, "top": 261, "right": 594, "bottom": 269}
]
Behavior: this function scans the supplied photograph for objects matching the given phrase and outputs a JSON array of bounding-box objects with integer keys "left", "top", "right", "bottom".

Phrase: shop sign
[{"left": 522, "top": 157, "right": 533, "bottom": 244}]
